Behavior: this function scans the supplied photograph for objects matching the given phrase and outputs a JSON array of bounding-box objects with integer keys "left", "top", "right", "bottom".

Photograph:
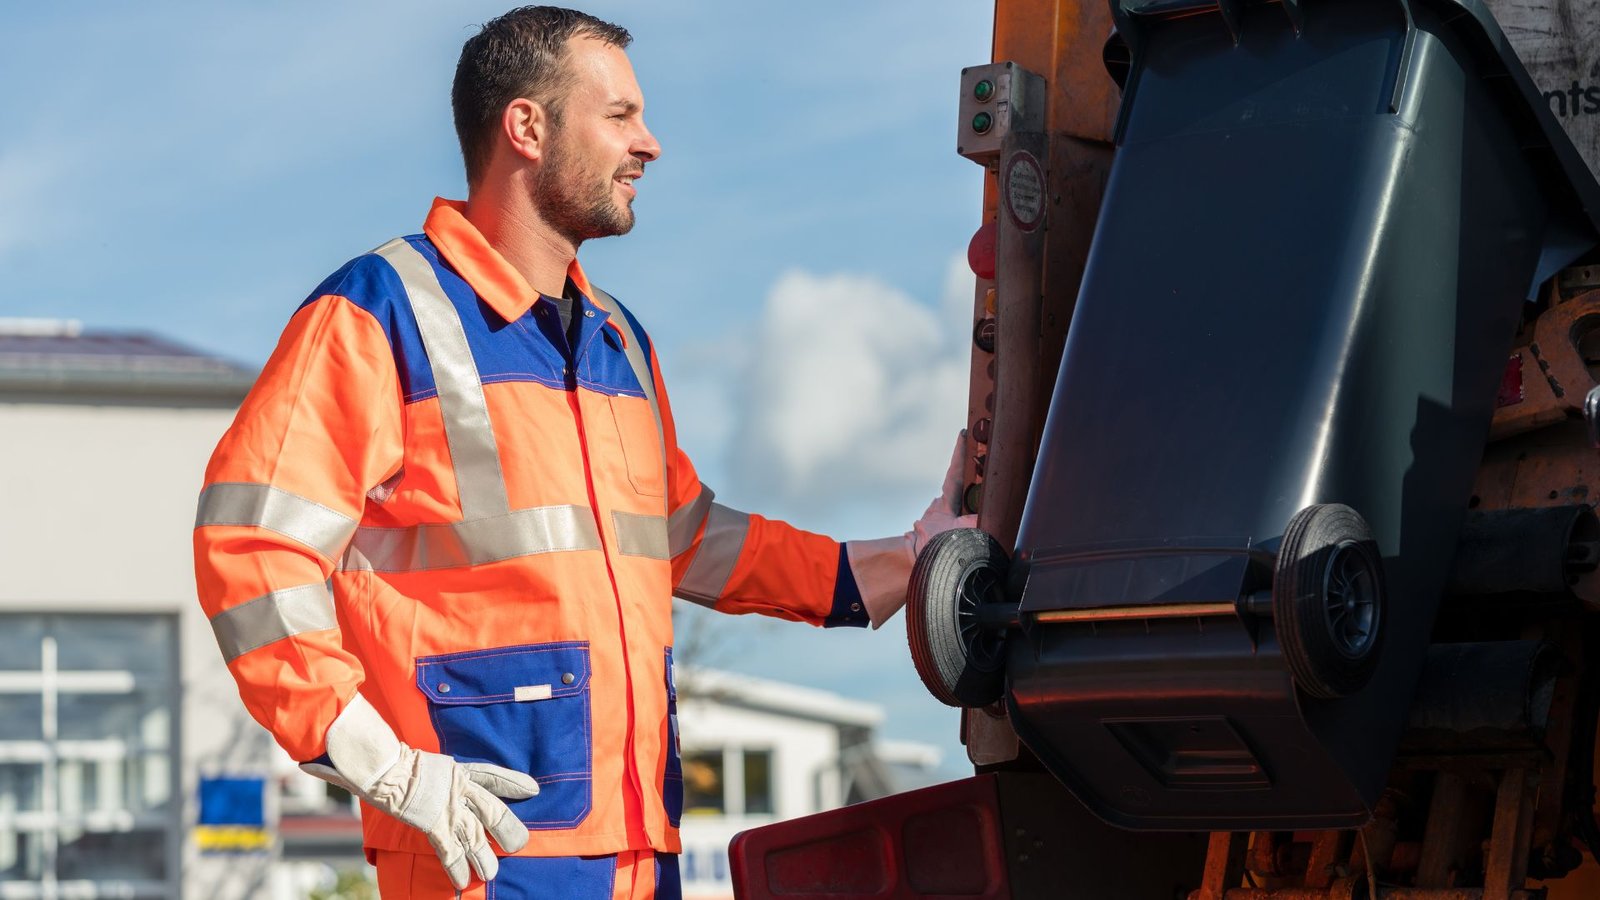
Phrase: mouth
[{"left": 615, "top": 169, "right": 643, "bottom": 197}]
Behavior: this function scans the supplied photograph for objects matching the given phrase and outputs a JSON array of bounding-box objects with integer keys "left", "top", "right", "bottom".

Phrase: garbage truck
[{"left": 727, "top": 0, "right": 1600, "bottom": 897}]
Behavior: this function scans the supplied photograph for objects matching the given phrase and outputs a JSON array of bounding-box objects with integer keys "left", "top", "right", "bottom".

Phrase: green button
[
  {"left": 973, "top": 79, "right": 995, "bottom": 102},
  {"left": 972, "top": 111, "right": 993, "bottom": 134}
]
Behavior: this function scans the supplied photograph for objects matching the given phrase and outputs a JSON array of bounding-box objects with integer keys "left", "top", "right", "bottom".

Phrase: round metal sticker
[{"left": 1004, "top": 151, "right": 1046, "bottom": 232}]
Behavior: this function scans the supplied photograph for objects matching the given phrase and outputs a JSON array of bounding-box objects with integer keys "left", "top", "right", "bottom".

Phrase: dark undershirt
[
  {"left": 542, "top": 279, "right": 584, "bottom": 351},
  {"left": 550, "top": 294, "right": 575, "bottom": 338}
]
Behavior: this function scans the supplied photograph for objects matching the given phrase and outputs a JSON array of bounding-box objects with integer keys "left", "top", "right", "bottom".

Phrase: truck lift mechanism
[{"left": 732, "top": 0, "right": 1600, "bottom": 898}]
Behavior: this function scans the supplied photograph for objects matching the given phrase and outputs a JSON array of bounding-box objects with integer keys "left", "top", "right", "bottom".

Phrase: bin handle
[{"left": 1386, "top": 0, "right": 1419, "bottom": 114}]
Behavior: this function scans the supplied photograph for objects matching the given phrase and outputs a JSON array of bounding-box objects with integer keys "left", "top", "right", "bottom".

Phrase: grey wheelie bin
[{"left": 908, "top": 0, "right": 1600, "bottom": 829}]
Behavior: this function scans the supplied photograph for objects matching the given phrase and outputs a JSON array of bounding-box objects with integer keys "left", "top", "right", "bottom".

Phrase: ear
[{"left": 502, "top": 97, "right": 547, "bottom": 164}]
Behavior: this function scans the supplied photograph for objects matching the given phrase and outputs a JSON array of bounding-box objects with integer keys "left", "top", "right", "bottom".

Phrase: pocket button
[{"left": 562, "top": 673, "right": 575, "bottom": 685}]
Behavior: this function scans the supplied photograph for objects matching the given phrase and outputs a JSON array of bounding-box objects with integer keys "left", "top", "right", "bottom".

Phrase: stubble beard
[{"left": 535, "top": 135, "right": 636, "bottom": 246}]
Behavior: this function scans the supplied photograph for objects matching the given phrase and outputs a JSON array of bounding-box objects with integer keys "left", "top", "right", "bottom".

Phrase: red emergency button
[{"left": 967, "top": 222, "right": 997, "bottom": 280}]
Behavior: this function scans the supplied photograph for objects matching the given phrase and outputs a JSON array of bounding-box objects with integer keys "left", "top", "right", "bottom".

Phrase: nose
[{"left": 633, "top": 120, "right": 661, "bottom": 163}]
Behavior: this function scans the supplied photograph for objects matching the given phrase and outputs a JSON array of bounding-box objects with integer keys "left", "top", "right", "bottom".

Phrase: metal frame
[{"left": 0, "top": 614, "right": 181, "bottom": 900}]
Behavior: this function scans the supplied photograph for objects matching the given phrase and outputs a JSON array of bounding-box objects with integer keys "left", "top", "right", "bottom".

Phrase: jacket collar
[{"left": 423, "top": 197, "right": 600, "bottom": 325}]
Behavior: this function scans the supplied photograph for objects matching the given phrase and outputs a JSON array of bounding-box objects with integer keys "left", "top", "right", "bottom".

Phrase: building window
[
  {"left": 680, "top": 747, "right": 775, "bottom": 817},
  {"left": 742, "top": 749, "right": 773, "bottom": 815},
  {"left": 681, "top": 749, "right": 725, "bottom": 816},
  {"left": 0, "top": 615, "right": 179, "bottom": 899}
]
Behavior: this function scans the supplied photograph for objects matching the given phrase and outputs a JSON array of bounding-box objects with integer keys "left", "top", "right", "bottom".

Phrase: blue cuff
[{"left": 824, "top": 545, "right": 870, "bottom": 628}]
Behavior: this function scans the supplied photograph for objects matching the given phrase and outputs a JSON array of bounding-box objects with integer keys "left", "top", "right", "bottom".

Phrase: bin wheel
[
  {"left": 907, "top": 527, "right": 1011, "bottom": 708},
  {"left": 1273, "top": 504, "right": 1386, "bottom": 700}
]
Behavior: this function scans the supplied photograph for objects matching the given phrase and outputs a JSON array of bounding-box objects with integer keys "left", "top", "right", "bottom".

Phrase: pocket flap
[{"left": 415, "top": 641, "right": 590, "bottom": 705}]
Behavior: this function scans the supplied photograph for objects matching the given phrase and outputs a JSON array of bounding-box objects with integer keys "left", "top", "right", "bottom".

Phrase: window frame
[
  {"left": 0, "top": 614, "right": 181, "bottom": 900},
  {"left": 677, "top": 743, "right": 777, "bottom": 819}
]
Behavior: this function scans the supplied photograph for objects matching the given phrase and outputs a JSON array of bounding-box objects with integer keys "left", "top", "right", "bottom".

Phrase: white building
[
  {"left": 0, "top": 319, "right": 265, "bottom": 899},
  {"left": 0, "top": 320, "right": 940, "bottom": 899},
  {"left": 671, "top": 668, "right": 941, "bottom": 900}
]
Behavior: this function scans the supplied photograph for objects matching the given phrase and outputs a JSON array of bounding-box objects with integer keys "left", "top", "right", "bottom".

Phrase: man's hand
[
  {"left": 301, "top": 695, "right": 539, "bottom": 890},
  {"left": 849, "top": 431, "right": 979, "bottom": 627},
  {"left": 910, "top": 430, "right": 978, "bottom": 557}
]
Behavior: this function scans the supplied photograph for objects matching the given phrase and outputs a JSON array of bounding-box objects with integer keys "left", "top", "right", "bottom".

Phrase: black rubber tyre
[
  {"left": 907, "top": 527, "right": 1011, "bottom": 708},
  {"left": 1273, "top": 503, "right": 1387, "bottom": 700}
]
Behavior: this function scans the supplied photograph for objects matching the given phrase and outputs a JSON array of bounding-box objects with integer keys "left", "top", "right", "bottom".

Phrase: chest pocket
[
  {"left": 608, "top": 395, "right": 665, "bottom": 498},
  {"left": 416, "top": 642, "right": 593, "bottom": 830},
  {"left": 588, "top": 284, "right": 667, "bottom": 500}
]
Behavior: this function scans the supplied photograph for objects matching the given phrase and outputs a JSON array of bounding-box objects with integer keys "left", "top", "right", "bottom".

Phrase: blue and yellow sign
[{"left": 195, "top": 776, "right": 270, "bottom": 854}]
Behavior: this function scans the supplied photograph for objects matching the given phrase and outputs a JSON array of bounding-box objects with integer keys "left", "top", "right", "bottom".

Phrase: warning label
[
  {"left": 1005, "top": 151, "right": 1046, "bottom": 232},
  {"left": 1542, "top": 81, "right": 1600, "bottom": 119}
]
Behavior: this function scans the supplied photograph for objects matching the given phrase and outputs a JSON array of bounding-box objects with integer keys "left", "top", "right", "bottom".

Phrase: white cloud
[
  {"left": 719, "top": 254, "right": 975, "bottom": 534},
  {"left": 660, "top": 254, "right": 978, "bottom": 765}
]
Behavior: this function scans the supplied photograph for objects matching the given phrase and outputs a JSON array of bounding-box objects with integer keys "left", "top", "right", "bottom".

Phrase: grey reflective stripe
[
  {"left": 668, "top": 483, "right": 715, "bottom": 558},
  {"left": 589, "top": 285, "right": 668, "bottom": 496},
  {"left": 674, "top": 503, "right": 750, "bottom": 604},
  {"left": 196, "top": 483, "right": 358, "bottom": 560},
  {"left": 340, "top": 505, "right": 601, "bottom": 572},
  {"left": 377, "top": 239, "right": 511, "bottom": 520},
  {"left": 677, "top": 593, "right": 718, "bottom": 611},
  {"left": 614, "top": 511, "right": 669, "bottom": 559},
  {"left": 210, "top": 581, "right": 337, "bottom": 663}
]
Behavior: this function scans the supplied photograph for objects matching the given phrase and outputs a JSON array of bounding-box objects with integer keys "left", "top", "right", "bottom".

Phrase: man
[{"left": 193, "top": 7, "right": 969, "bottom": 898}]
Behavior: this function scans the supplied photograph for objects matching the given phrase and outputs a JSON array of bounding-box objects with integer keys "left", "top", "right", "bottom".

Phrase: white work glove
[
  {"left": 300, "top": 695, "right": 539, "bottom": 890},
  {"left": 848, "top": 431, "right": 979, "bottom": 628}
]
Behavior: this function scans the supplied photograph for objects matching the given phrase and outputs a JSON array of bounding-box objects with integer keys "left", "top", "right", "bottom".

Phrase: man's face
[{"left": 534, "top": 37, "right": 661, "bottom": 245}]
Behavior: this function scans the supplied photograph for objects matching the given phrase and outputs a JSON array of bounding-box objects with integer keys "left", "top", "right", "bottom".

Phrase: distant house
[
  {"left": 0, "top": 319, "right": 941, "bottom": 899},
  {"left": 670, "top": 668, "right": 942, "bottom": 899},
  {"left": 0, "top": 319, "right": 260, "bottom": 900}
]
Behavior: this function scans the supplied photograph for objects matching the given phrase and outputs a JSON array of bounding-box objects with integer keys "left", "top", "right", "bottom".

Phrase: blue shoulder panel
[
  {"left": 299, "top": 235, "right": 652, "bottom": 403},
  {"left": 409, "top": 236, "right": 571, "bottom": 400},
  {"left": 299, "top": 245, "right": 432, "bottom": 402}
]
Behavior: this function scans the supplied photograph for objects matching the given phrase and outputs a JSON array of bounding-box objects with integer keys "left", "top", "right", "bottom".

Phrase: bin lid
[{"left": 1103, "top": 0, "right": 1600, "bottom": 281}]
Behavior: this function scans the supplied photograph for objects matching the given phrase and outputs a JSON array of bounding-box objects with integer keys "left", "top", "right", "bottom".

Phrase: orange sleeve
[
  {"left": 193, "top": 295, "right": 405, "bottom": 760},
  {"left": 654, "top": 346, "right": 866, "bottom": 628}
]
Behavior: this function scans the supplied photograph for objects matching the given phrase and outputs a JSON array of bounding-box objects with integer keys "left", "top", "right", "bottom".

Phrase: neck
[{"left": 463, "top": 181, "right": 577, "bottom": 297}]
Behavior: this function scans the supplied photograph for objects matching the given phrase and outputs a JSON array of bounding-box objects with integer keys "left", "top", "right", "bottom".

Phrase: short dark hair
[{"left": 452, "top": 6, "right": 632, "bottom": 186}]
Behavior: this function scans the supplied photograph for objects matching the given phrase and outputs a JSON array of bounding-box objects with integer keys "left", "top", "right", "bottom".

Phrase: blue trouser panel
[
  {"left": 654, "top": 853, "right": 681, "bottom": 900},
  {"left": 487, "top": 855, "right": 615, "bottom": 900},
  {"left": 481, "top": 853, "right": 678, "bottom": 899}
]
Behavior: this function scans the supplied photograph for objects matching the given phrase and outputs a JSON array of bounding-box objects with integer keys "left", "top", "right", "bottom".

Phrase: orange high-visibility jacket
[{"left": 193, "top": 198, "right": 869, "bottom": 859}]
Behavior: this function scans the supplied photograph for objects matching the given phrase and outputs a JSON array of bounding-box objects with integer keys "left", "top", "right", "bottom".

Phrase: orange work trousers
[{"left": 372, "top": 850, "right": 680, "bottom": 900}]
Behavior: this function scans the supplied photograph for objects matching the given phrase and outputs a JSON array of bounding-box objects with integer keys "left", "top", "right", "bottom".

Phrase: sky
[{"left": 0, "top": 4, "right": 994, "bottom": 775}]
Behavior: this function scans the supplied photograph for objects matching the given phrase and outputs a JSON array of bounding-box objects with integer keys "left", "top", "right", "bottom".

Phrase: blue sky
[{"left": 1, "top": 3, "right": 993, "bottom": 774}]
